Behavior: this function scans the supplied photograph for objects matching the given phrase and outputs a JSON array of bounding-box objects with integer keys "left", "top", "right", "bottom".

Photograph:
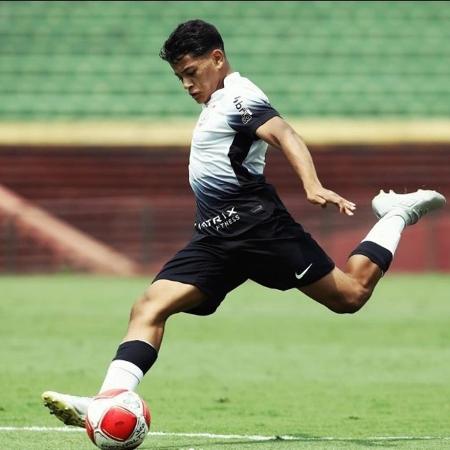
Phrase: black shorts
[{"left": 153, "top": 212, "right": 334, "bottom": 315}]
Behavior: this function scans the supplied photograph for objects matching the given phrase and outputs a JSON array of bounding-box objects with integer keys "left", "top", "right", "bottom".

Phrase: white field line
[{"left": 0, "top": 427, "right": 450, "bottom": 442}]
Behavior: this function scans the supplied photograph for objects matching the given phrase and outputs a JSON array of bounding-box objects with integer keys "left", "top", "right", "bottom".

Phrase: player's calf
[
  {"left": 300, "top": 267, "right": 372, "bottom": 315},
  {"left": 328, "top": 284, "right": 372, "bottom": 314},
  {"left": 101, "top": 281, "right": 207, "bottom": 392}
]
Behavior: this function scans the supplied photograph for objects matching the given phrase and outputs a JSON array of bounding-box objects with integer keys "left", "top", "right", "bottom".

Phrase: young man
[{"left": 42, "top": 19, "right": 445, "bottom": 427}]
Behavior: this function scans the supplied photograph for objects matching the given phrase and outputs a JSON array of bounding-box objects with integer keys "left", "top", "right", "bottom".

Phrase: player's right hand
[{"left": 306, "top": 187, "right": 356, "bottom": 216}]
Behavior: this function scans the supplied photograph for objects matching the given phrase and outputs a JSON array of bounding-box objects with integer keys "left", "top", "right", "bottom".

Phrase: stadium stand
[{"left": 0, "top": 1, "right": 449, "bottom": 119}]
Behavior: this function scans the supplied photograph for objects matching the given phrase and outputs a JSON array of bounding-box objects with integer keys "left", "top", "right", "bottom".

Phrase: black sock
[
  {"left": 349, "top": 241, "right": 393, "bottom": 273},
  {"left": 113, "top": 340, "right": 158, "bottom": 375}
]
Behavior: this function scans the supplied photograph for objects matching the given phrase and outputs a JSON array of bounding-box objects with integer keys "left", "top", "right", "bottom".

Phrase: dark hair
[{"left": 160, "top": 19, "right": 225, "bottom": 64}]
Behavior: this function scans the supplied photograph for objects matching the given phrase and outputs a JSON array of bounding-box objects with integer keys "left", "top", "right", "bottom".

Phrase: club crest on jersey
[{"left": 233, "top": 96, "right": 253, "bottom": 124}]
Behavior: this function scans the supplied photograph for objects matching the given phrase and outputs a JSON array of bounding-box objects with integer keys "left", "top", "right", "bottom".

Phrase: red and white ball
[{"left": 85, "top": 389, "right": 151, "bottom": 449}]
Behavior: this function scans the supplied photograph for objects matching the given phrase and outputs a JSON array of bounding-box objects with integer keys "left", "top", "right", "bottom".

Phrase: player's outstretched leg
[
  {"left": 42, "top": 280, "right": 206, "bottom": 427},
  {"left": 301, "top": 189, "right": 446, "bottom": 313}
]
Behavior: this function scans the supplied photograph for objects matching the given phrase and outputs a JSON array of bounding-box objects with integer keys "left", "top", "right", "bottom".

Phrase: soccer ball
[{"left": 85, "top": 389, "right": 151, "bottom": 449}]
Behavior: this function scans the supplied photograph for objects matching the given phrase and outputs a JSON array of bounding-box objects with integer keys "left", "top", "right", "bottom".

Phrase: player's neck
[{"left": 216, "top": 63, "right": 233, "bottom": 91}]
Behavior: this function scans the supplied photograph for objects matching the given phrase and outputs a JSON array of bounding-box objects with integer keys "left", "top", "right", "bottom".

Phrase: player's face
[{"left": 171, "top": 50, "right": 226, "bottom": 104}]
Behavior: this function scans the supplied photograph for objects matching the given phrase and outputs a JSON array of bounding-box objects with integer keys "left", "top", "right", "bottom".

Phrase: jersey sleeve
[{"left": 226, "top": 91, "right": 280, "bottom": 138}]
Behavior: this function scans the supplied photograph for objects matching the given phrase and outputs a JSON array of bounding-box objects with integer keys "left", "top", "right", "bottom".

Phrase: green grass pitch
[{"left": 0, "top": 274, "right": 449, "bottom": 449}]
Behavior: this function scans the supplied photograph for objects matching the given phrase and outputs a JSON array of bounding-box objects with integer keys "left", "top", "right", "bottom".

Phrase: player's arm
[{"left": 256, "top": 116, "right": 356, "bottom": 216}]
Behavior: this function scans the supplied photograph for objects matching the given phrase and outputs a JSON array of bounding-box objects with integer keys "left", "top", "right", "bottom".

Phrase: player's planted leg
[
  {"left": 42, "top": 280, "right": 206, "bottom": 427},
  {"left": 100, "top": 280, "right": 205, "bottom": 392}
]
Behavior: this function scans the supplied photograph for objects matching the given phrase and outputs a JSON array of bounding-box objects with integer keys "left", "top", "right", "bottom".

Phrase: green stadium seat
[{"left": 0, "top": 0, "right": 449, "bottom": 119}]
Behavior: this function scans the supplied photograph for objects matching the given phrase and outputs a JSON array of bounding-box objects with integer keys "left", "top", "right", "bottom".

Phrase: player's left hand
[{"left": 305, "top": 186, "right": 356, "bottom": 216}]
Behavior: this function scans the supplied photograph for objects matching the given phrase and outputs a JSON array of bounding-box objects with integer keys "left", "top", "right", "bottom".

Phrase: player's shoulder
[
  {"left": 220, "top": 72, "right": 279, "bottom": 134},
  {"left": 223, "top": 72, "right": 270, "bottom": 105},
  {"left": 221, "top": 72, "right": 273, "bottom": 122}
]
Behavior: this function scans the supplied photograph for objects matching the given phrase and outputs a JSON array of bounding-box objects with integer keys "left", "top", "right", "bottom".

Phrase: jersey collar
[
  {"left": 204, "top": 72, "right": 241, "bottom": 107},
  {"left": 224, "top": 71, "right": 240, "bottom": 87}
]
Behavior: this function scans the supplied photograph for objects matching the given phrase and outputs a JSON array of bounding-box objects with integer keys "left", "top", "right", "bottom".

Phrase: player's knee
[
  {"left": 333, "top": 285, "right": 371, "bottom": 314},
  {"left": 130, "top": 289, "right": 175, "bottom": 325}
]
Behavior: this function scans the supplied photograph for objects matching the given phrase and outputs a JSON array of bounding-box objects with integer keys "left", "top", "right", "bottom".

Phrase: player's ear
[{"left": 211, "top": 49, "right": 225, "bottom": 69}]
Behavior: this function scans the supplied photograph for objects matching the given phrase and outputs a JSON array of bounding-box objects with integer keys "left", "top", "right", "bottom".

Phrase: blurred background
[{"left": 0, "top": 0, "right": 449, "bottom": 275}]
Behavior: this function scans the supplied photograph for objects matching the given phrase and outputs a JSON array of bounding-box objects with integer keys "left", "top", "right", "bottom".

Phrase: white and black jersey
[
  {"left": 154, "top": 72, "right": 336, "bottom": 314},
  {"left": 190, "top": 72, "right": 287, "bottom": 237}
]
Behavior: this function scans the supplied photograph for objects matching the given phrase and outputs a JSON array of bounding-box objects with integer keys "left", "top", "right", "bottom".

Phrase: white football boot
[
  {"left": 42, "top": 391, "right": 92, "bottom": 428},
  {"left": 372, "top": 189, "right": 446, "bottom": 225}
]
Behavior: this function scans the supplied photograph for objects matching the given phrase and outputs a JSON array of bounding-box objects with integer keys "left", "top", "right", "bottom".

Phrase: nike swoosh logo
[{"left": 295, "top": 263, "right": 313, "bottom": 280}]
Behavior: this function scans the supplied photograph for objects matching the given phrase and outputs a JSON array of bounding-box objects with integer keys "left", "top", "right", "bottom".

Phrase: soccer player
[{"left": 42, "top": 19, "right": 445, "bottom": 427}]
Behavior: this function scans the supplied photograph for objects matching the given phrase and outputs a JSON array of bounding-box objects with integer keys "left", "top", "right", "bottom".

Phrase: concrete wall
[{"left": 0, "top": 144, "right": 448, "bottom": 273}]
